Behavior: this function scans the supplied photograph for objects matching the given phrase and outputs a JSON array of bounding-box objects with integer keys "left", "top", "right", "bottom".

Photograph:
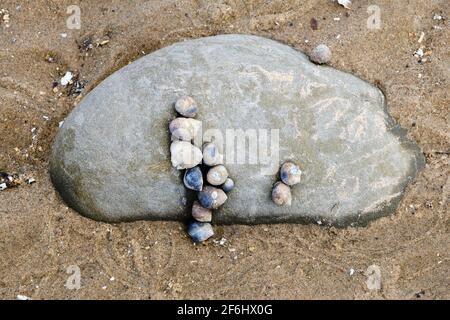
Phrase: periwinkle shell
[
  {"left": 198, "top": 186, "right": 228, "bottom": 209},
  {"left": 272, "top": 182, "right": 292, "bottom": 206},
  {"left": 202, "top": 143, "right": 223, "bottom": 166},
  {"left": 222, "top": 178, "right": 235, "bottom": 193},
  {"left": 175, "top": 96, "right": 198, "bottom": 118},
  {"left": 191, "top": 201, "right": 212, "bottom": 222},
  {"left": 309, "top": 44, "right": 332, "bottom": 64},
  {"left": 187, "top": 221, "right": 214, "bottom": 242},
  {"left": 206, "top": 165, "right": 229, "bottom": 186},
  {"left": 183, "top": 167, "right": 203, "bottom": 191},
  {"left": 170, "top": 141, "right": 203, "bottom": 170},
  {"left": 169, "top": 117, "right": 201, "bottom": 141},
  {"left": 280, "top": 161, "right": 302, "bottom": 186}
]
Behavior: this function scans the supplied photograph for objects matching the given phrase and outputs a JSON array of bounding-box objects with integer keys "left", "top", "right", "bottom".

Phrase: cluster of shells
[
  {"left": 169, "top": 96, "right": 234, "bottom": 243},
  {"left": 271, "top": 161, "right": 302, "bottom": 206}
]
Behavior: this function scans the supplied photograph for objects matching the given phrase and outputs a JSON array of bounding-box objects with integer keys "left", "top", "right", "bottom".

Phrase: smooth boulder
[{"left": 50, "top": 34, "right": 424, "bottom": 226}]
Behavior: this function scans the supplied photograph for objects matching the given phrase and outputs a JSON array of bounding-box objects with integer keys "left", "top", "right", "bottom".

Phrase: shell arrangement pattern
[
  {"left": 169, "top": 96, "right": 303, "bottom": 242},
  {"left": 169, "top": 96, "right": 234, "bottom": 242},
  {"left": 272, "top": 161, "right": 302, "bottom": 207}
]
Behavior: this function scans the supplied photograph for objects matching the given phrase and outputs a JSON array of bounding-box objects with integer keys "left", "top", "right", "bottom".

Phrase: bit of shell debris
[
  {"left": 213, "top": 237, "right": 227, "bottom": 246},
  {"left": 433, "top": 14, "right": 443, "bottom": 20},
  {"left": 16, "top": 295, "right": 31, "bottom": 300},
  {"left": 45, "top": 53, "right": 57, "bottom": 63},
  {"left": 0, "top": 172, "right": 17, "bottom": 189},
  {"left": 337, "top": 0, "right": 352, "bottom": 10},
  {"left": 1, "top": 172, "right": 35, "bottom": 190},
  {"left": 98, "top": 39, "right": 110, "bottom": 47},
  {"left": 68, "top": 75, "right": 85, "bottom": 96},
  {"left": 1, "top": 9, "right": 10, "bottom": 28},
  {"left": 418, "top": 32, "right": 425, "bottom": 43},
  {"left": 414, "top": 48, "right": 424, "bottom": 58},
  {"left": 60, "top": 71, "right": 73, "bottom": 86},
  {"left": 80, "top": 37, "right": 94, "bottom": 51}
]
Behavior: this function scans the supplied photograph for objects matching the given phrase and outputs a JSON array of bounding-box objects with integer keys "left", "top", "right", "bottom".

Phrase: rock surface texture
[{"left": 50, "top": 34, "right": 424, "bottom": 226}]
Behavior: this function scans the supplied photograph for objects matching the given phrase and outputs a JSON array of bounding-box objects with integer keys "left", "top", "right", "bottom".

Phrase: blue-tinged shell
[
  {"left": 280, "top": 161, "right": 302, "bottom": 186},
  {"left": 222, "top": 178, "right": 235, "bottom": 193},
  {"left": 198, "top": 186, "right": 228, "bottom": 209},
  {"left": 187, "top": 221, "right": 214, "bottom": 242},
  {"left": 183, "top": 166, "right": 203, "bottom": 191}
]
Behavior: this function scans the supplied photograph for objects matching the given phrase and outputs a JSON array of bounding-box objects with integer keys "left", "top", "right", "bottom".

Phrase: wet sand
[{"left": 0, "top": 0, "right": 448, "bottom": 299}]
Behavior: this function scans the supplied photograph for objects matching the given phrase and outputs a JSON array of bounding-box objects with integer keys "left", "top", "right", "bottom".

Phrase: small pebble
[
  {"left": 170, "top": 141, "right": 203, "bottom": 170},
  {"left": 0, "top": 183, "right": 7, "bottom": 191},
  {"left": 272, "top": 182, "right": 292, "bottom": 206},
  {"left": 222, "top": 178, "right": 235, "bottom": 193},
  {"left": 187, "top": 221, "right": 214, "bottom": 242},
  {"left": 175, "top": 96, "right": 198, "bottom": 118},
  {"left": 202, "top": 142, "right": 223, "bottom": 166},
  {"left": 191, "top": 201, "right": 212, "bottom": 222},
  {"left": 280, "top": 161, "right": 302, "bottom": 186},
  {"left": 198, "top": 186, "right": 228, "bottom": 209},
  {"left": 169, "top": 118, "right": 201, "bottom": 141},
  {"left": 309, "top": 44, "right": 332, "bottom": 64},
  {"left": 183, "top": 166, "right": 203, "bottom": 191},
  {"left": 206, "top": 165, "right": 228, "bottom": 186}
]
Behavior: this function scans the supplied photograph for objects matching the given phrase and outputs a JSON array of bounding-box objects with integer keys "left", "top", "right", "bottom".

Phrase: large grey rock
[{"left": 50, "top": 34, "right": 424, "bottom": 226}]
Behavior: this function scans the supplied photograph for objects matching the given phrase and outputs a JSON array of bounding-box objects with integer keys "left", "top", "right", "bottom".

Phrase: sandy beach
[{"left": 0, "top": 0, "right": 448, "bottom": 299}]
